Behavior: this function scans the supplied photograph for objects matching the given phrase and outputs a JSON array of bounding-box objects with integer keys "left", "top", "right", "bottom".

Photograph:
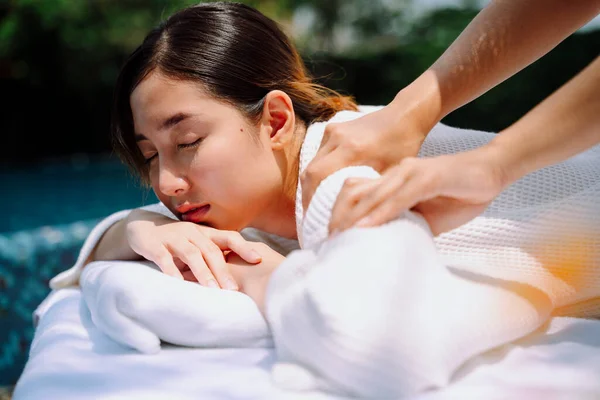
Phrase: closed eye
[
  {"left": 143, "top": 137, "right": 202, "bottom": 165},
  {"left": 144, "top": 153, "right": 158, "bottom": 165},
  {"left": 178, "top": 138, "right": 203, "bottom": 150}
]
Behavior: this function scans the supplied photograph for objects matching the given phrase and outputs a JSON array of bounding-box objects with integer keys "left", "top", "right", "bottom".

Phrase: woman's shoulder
[{"left": 357, "top": 105, "right": 385, "bottom": 114}]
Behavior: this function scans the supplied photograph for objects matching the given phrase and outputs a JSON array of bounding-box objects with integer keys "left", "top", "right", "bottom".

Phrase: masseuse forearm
[
  {"left": 405, "top": 0, "right": 600, "bottom": 122},
  {"left": 490, "top": 55, "right": 600, "bottom": 185}
]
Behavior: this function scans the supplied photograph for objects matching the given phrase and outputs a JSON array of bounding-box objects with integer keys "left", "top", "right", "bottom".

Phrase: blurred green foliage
[{"left": 0, "top": 0, "right": 598, "bottom": 166}]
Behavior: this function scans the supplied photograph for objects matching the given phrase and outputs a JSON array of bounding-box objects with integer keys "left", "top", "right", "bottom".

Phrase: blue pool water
[
  {"left": 0, "top": 154, "right": 158, "bottom": 385},
  {"left": 1, "top": 154, "right": 157, "bottom": 234}
]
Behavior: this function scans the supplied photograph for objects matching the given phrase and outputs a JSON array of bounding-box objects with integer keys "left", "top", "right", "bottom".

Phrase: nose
[{"left": 157, "top": 161, "right": 190, "bottom": 197}]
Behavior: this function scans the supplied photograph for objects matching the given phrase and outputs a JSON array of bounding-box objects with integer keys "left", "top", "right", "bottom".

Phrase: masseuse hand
[
  {"left": 125, "top": 209, "right": 262, "bottom": 290},
  {"left": 301, "top": 95, "right": 436, "bottom": 211},
  {"left": 330, "top": 52, "right": 600, "bottom": 236},
  {"left": 329, "top": 146, "right": 507, "bottom": 236}
]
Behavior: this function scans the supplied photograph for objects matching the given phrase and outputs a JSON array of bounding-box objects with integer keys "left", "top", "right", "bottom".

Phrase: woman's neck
[{"left": 250, "top": 122, "right": 307, "bottom": 240}]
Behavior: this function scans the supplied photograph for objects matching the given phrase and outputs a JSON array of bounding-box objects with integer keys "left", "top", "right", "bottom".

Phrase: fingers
[
  {"left": 174, "top": 239, "right": 238, "bottom": 291},
  {"left": 354, "top": 162, "right": 435, "bottom": 229},
  {"left": 329, "top": 177, "right": 377, "bottom": 234},
  {"left": 150, "top": 240, "right": 236, "bottom": 290},
  {"left": 210, "top": 230, "right": 262, "bottom": 264},
  {"left": 138, "top": 225, "right": 264, "bottom": 290},
  {"left": 329, "top": 158, "right": 439, "bottom": 233},
  {"left": 150, "top": 248, "right": 184, "bottom": 281},
  {"left": 128, "top": 215, "right": 254, "bottom": 290}
]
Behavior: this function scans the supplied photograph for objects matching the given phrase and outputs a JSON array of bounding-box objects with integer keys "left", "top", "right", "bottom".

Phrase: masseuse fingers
[
  {"left": 336, "top": 178, "right": 385, "bottom": 233},
  {"left": 210, "top": 230, "right": 262, "bottom": 264},
  {"left": 329, "top": 178, "right": 377, "bottom": 234},
  {"left": 151, "top": 247, "right": 184, "bottom": 280},
  {"left": 355, "top": 163, "right": 436, "bottom": 229},
  {"left": 343, "top": 163, "right": 413, "bottom": 230}
]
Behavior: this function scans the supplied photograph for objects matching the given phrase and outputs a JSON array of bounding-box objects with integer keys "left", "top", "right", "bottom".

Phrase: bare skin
[{"left": 225, "top": 242, "right": 285, "bottom": 315}]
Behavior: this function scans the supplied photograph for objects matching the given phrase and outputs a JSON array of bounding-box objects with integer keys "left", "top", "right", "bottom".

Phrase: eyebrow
[{"left": 134, "top": 112, "right": 192, "bottom": 142}]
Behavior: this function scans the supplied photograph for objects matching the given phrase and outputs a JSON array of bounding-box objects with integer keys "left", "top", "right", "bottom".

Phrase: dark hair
[{"left": 111, "top": 1, "right": 357, "bottom": 181}]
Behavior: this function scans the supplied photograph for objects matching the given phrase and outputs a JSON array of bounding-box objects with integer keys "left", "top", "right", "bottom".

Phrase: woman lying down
[{"left": 49, "top": 2, "right": 600, "bottom": 398}]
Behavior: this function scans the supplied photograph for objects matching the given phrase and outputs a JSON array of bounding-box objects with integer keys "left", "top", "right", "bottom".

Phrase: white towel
[
  {"left": 265, "top": 167, "right": 554, "bottom": 398},
  {"left": 80, "top": 260, "right": 272, "bottom": 354}
]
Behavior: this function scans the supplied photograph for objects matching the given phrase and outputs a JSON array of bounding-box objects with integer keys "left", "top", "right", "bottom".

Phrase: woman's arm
[
  {"left": 301, "top": 0, "right": 600, "bottom": 208},
  {"left": 423, "top": 0, "right": 600, "bottom": 120},
  {"left": 490, "top": 55, "right": 600, "bottom": 184},
  {"left": 92, "top": 216, "right": 140, "bottom": 262},
  {"left": 329, "top": 55, "right": 600, "bottom": 235}
]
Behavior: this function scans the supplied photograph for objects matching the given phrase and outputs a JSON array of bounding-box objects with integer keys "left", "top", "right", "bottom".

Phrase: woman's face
[{"left": 130, "top": 71, "right": 286, "bottom": 232}]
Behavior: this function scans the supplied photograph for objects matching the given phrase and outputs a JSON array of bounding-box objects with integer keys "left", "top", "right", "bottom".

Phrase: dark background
[{"left": 2, "top": 1, "right": 598, "bottom": 170}]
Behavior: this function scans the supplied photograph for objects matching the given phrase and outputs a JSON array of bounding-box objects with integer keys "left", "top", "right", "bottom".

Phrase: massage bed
[{"left": 13, "top": 287, "right": 600, "bottom": 399}]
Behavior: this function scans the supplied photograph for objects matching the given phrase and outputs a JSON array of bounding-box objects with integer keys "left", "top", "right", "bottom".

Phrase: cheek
[{"left": 196, "top": 141, "right": 278, "bottom": 202}]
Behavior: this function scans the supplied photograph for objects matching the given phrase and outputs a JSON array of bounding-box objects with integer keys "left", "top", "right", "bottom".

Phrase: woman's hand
[
  {"left": 301, "top": 74, "right": 442, "bottom": 211},
  {"left": 125, "top": 209, "right": 262, "bottom": 290},
  {"left": 226, "top": 242, "right": 285, "bottom": 313},
  {"left": 329, "top": 145, "right": 509, "bottom": 236}
]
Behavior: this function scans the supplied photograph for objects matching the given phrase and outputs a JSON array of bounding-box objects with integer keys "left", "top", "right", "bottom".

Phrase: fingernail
[
  {"left": 225, "top": 279, "right": 239, "bottom": 291},
  {"left": 355, "top": 217, "right": 372, "bottom": 228},
  {"left": 250, "top": 250, "right": 262, "bottom": 262},
  {"left": 329, "top": 229, "right": 339, "bottom": 238},
  {"left": 206, "top": 279, "right": 219, "bottom": 288}
]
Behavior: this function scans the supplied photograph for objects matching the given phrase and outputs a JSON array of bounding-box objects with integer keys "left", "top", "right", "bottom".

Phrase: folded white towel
[{"left": 80, "top": 260, "right": 272, "bottom": 354}]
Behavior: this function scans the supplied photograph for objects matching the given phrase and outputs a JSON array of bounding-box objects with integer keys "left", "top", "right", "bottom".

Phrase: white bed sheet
[{"left": 13, "top": 289, "right": 600, "bottom": 400}]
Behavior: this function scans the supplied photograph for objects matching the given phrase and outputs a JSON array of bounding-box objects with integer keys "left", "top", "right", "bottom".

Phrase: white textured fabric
[
  {"left": 302, "top": 165, "right": 381, "bottom": 250},
  {"left": 79, "top": 260, "right": 272, "bottom": 354},
  {"left": 294, "top": 108, "right": 384, "bottom": 247}
]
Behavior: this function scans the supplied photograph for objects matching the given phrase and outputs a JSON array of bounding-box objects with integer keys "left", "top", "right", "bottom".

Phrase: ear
[{"left": 260, "top": 90, "right": 295, "bottom": 151}]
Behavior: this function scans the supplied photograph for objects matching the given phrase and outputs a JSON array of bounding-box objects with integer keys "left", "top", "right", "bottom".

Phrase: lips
[{"left": 180, "top": 205, "right": 211, "bottom": 223}]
